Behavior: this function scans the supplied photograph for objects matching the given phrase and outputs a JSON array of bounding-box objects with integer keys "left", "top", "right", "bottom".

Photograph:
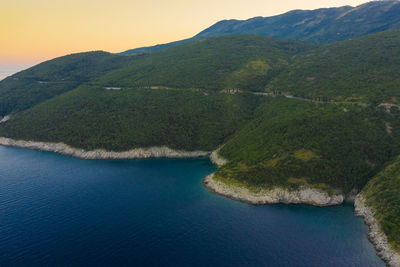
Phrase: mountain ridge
[{"left": 122, "top": 0, "right": 400, "bottom": 54}]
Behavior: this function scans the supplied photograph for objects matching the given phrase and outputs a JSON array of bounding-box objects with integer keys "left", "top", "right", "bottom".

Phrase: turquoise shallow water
[{"left": 0, "top": 146, "right": 384, "bottom": 266}]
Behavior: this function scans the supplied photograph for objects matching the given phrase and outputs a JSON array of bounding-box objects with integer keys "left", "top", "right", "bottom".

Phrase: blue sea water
[{"left": 0, "top": 146, "right": 384, "bottom": 266}]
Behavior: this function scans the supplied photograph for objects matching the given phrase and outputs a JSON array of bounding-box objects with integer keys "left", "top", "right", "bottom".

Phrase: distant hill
[{"left": 122, "top": 0, "right": 400, "bottom": 54}]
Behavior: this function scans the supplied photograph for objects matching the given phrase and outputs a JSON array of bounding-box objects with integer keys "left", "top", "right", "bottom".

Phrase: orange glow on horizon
[{"left": 1, "top": 0, "right": 371, "bottom": 66}]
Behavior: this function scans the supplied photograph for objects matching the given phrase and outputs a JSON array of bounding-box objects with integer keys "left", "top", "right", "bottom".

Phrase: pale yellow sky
[{"left": 1, "top": 0, "right": 370, "bottom": 67}]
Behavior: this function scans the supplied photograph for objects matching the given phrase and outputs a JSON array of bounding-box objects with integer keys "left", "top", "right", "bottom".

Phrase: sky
[{"left": 1, "top": 0, "right": 371, "bottom": 77}]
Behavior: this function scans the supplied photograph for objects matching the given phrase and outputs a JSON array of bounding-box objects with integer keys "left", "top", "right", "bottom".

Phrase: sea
[{"left": 0, "top": 146, "right": 384, "bottom": 266}]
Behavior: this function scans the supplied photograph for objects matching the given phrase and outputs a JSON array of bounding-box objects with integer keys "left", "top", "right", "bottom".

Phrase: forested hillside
[
  {"left": 267, "top": 30, "right": 400, "bottom": 104},
  {"left": 216, "top": 97, "right": 400, "bottom": 193},
  {"left": 98, "top": 35, "right": 313, "bottom": 91},
  {"left": 362, "top": 156, "right": 400, "bottom": 252},
  {"left": 0, "top": 51, "right": 135, "bottom": 116},
  {"left": 0, "top": 35, "right": 311, "bottom": 118},
  {"left": 0, "top": 86, "right": 260, "bottom": 151}
]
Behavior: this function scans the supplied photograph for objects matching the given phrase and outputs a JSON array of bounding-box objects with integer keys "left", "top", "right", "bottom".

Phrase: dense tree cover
[
  {"left": 0, "top": 36, "right": 312, "bottom": 117},
  {"left": 215, "top": 97, "right": 400, "bottom": 193},
  {"left": 0, "top": 51, "right": 135, "bottom": 116},
  {"left": 123, "top": 1, "right": 400, "bottom": 54},
  {"left": 97, "top": 35, "right": 313, "bottom": 91},
  {"left": 267, "top": 30, "right": 400, "bottom": 104},
  {"left": 0, "top": 86, "right": 260, "bottom": 151},
  {"left": 362, "top": 156, "right": 400, "bottom": 252},
  {"left": 3, "top": 30, "right": 400, "bottom": 122}
]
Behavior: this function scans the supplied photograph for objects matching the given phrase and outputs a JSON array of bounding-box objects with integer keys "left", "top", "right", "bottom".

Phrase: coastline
[
  {"left": 1, "top": 136, "right": 398, "bottom": 266},
  {"left": 355, "top": 195, "right": 400, "bottom": 267},
  {"left": 0, "top": 137, "right": 210, "bottom": 159},
  {"left": 203, "top": 173, "right": 344, "bottom": 207}
]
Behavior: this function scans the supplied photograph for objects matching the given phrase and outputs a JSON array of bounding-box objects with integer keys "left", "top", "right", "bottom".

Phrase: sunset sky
[{"left": 1, "top": 0, "right": 370, "bottom": 76}]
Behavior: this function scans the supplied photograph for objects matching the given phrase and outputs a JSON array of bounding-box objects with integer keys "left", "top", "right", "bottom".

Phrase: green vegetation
[
  {"left": 268, "top": 30, "right": 400, "bottom": 104},
  {"left": 362, "top": 156, "right": 400, "bottom": 252},
  {"left": 98, "top": 35, "right": 313, "bottom": 91},
  {"left": 0, "top": 51, "right": 135, "bottom": 116},
  {"left": 215, "top": 97, "right": 400, "bottom": 193},
  {"left": 0, "top": 35, "right": 312, "bottom": 118},
  {"left": 0, "top": 86, "right": 260, "bottom": 151},
  {"left": 3, "top": 30, "right": 400, "bottom": 123}
]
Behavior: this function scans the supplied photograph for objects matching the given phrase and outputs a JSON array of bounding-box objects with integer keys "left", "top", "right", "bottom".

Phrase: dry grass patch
[{"left": 294, "top": 149, "right": 317, "bottom": 161}]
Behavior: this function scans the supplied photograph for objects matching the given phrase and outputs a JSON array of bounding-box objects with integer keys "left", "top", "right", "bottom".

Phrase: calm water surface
[{"left": 0, "top": 146, "right": 384, "bottom": 266}]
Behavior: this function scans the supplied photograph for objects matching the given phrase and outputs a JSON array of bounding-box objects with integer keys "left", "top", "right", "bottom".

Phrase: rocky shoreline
[
  {"left": 355, "top": 195, "right": 400, "bottom": 267},
  {"left": 0, "top": 137, "right": 210, "bottom": 159},
  {"left": 209, "top": 148, "right": 228, "bottom": 167},
  {"left": 203, "top": 173, "right": 344, "bottom": 206},
  {"left": 2, "top": 136, "right": 398, "bottom": 266}
]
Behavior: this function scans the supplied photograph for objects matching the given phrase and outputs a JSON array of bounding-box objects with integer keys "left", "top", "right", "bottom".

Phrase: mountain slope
[
  {"left": 196, "top": 1, "right": 400, "bottom": 43},
  {"left": 0, "top": 86, "right": 261, "bottom": 151},
  {"left": 267, "top": 30, "right": 400, "bottom": 104},
  {"left": 215, "top": 97, "right": 400, "bottom": 193},
  {"left": 0, "top": 35, "right": 311, "bottom": 119},
  {"left": 99, "top": 35, "right": 313, "bottom": 91},
  {"left": 0, "top": 51, "right": 135, "bottom": 116},
  {"left": 122, "top": 0, "right": 400, "bottom": 54}
]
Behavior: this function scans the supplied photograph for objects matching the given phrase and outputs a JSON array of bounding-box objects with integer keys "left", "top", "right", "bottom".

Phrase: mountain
[
  {"left": 195, "top": 0, "right": 400, "bottom": 43},
  {"left": 122, "top": 0, "right": 400, "bottom": 54}
]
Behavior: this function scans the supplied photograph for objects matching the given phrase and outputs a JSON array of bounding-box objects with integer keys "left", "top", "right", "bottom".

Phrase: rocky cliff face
[
  {"left": 203, "top": 173, "right": 344, "bottom": 206},
  {"left": 209, "top": 149, "right": 228, "bottom": 167},
  {"left": 355, "top": 195, "right": 400, "bottom": 267},
  {"left": 0, "top": 137, "right": 210, "bottom": 159}
]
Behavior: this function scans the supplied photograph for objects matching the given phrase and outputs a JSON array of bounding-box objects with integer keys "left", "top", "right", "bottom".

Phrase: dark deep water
[{"left": 0, "top": 146, "right": 384, "bottom": 266}]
